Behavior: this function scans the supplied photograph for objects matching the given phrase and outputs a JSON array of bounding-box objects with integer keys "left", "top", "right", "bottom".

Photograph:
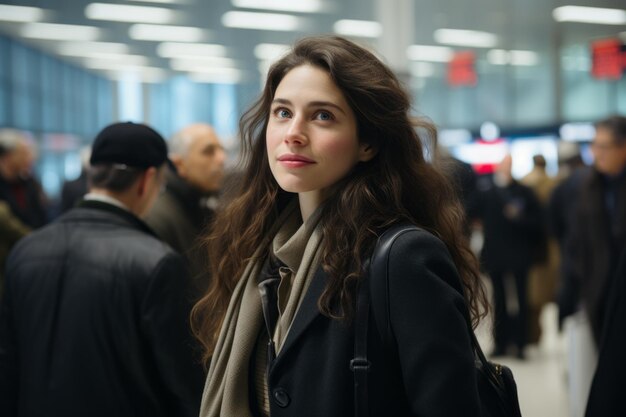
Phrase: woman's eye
[
  {"left": 276, "top": 108, "right": 291, "bottom": 118},
  {"left": 316, "top": 111, "right": 333, "bottom": 121}
]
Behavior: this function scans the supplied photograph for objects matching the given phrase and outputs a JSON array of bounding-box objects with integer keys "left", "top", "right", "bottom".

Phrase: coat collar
[
  {"left": 271, "top": 266, "right": 327, "bottom": 366},
  {"left": 75, "top": 199, "right": 158, "bottom": 238}
]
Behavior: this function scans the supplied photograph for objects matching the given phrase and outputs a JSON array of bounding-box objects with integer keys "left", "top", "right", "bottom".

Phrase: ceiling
[{"left": 0, "top": 0, "right": 625, "bottom": 85}]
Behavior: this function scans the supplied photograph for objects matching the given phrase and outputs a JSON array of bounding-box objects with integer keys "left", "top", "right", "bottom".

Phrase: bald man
[{"left": 146, "top": 123, "right": 226, "bottom": 292}]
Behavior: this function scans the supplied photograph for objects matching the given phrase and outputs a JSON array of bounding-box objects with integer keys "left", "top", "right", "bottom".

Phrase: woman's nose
[{"left": 284, "top": 116, "right": 307, "bottom": 145}]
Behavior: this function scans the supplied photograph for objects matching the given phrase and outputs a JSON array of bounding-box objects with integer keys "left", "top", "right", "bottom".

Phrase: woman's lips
[{"left": 277, "top": 154, "right": 315, "bottom": 168}]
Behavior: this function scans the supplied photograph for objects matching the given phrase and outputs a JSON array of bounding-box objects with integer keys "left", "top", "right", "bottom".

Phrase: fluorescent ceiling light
[
  {"left": 258, "top": 60, "right": 273, "bottom": 75},
  {"left": 254, "top": 43, "right": 290, "bottom": 60},
  {"left": 410, "top": 62, "right": 435, "bottom": 77},
  {"left": 157, "top": 42, "right": 228, "bottom": 58},
  {"left": 170, "top": 57, "right": 239, "bottom": 68},
  {"left": 510, "top": 50, "right": 538, "bottom": 66},
  {"left": 487, "top": 49, "right": 539, "bottom": 66},
  {"left": 130, "top": 24, "right": 206, "bottom": 42},
  {"left": 81, "top": 54, "right": 150, "bottom": 65},
  {"left": 21, "top": 23, "right": 101, "bottom": 41},
  {"left": 232, "top": 0, "right": 325, "bottom": 13},
  {"left": 57, "top": 42, "right": 130, "bottom": 56},
  {"left": 121, "top": 74, "right": 168, "bottom": 83},
  {"left": 104, "top": 68, "right": 168, "bottom": 83},
  {"left": 189, "top": 72, "right": 242, "bottom": 84},
  {"left": 170, "top": 60, "right": 242, "bottom": 74},
  {"left": 333, "top": 20, "right": 382, "bottom": 38},
  {"left": 434, "top": 29, "right": 498, "bottom": 48},
  {"left": 0, "top": 5, "right": 45, "bottom": 22},
  {"left": 487, "top": 49, "right": 509, "bottom": 65},
  {"left": 553, "top": 6, "right": 626, "bottom": 25},
  {"left": 85, "top": 60, "right": 163, "bottom": 73},
  {"left": 85, "top": 3, "right": 175, "bottom": 24},
  {"left": 221, "top": 11, "right": 302, "bottom": 31},
  {"left": 406, "top": 45, "right": 453, "bottom": 62},
  {"left": 131, "top": 0, "right": 185, "bottom": 3}
]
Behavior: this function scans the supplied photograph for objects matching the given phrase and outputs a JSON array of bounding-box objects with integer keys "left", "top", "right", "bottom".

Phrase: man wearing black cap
[{"left": 0, "top": 122, "right": 204, "bottom": 417}]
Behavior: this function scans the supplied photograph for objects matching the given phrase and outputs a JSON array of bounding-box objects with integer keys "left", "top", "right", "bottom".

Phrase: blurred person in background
[
  {"left": 549, "top": 145, "right": 587, "bottom": 326},
  {"left": 0, "top": 129, "right": 48, "bottom": 229},
  {"left": 520, "top": 154, "right": 559, "bottom": 345},
  {"left": 436, "top": 146, "right": 479, "bottom": 238},
  {"left": 0, "top": 201, "right": 30, "bottom": 297},
  {"left": 0, "top": 122, "right": 204, "bottom": 417},
  {"left": 558, "top": 115, "right": 626, "bottom": 417},
  {"left": 146, "top": 123, "right": 226, "bottom": 294},
  {"left": 477, "top": 154, "right": 543, "bottom": 359},
  {"left": 549, "top": 144, "right": 586, "bottom": 255},
  {"left": 60, "top": 145, "right": 91, "bottom": 213}
]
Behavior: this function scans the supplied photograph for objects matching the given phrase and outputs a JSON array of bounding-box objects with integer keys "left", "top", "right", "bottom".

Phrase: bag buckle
[{"left": 349, "top": 358, "right": 371, "bottom": 372}]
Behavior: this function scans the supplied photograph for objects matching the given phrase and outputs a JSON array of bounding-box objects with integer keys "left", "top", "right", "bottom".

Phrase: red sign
[
  {"left": 471, "top": 138, "right": 506, "bottom": 175},
  {"left": 591, "top": 38, "right": 626, "bottom": 80},
  {"left": 447, "top": 51, "right": 477, "bottom": 87}
]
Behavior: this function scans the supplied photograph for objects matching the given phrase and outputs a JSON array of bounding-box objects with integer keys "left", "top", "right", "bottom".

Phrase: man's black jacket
[{"left": 0, "top": 200, "right": 204, "bottom": 417}]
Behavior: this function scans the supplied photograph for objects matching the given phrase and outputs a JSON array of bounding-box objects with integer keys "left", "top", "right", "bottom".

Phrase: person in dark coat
[
  {"left": 550, "top": 163, "right": 589, "bottom": 327},
  {"left": 560, "top": 115, "right": 626, "bottom": 346},
  {"left": 191, "top": 36, "right": 487, "bottom": 417},
  {"left": 0, "top": 129, "right": 48, "bottom": 228},
  {"left": 438, "top": 151, "right": 479, "bottom": 238},
  {"left": 60, "top": 146, "right": 91, "bottom": 213},
  {"left": 146, "top": 123, "right": 226, "bottom": 293},
  {"left": 477, "top": 154, "right": 543, "bottom": 358},
  {"left": 0, "top": 201, "right": 30, "bottom": 296},
  {"left": 584, "top": 247, "right": 626, "bottom": 417},
  {"left": 0, "top": 122, "right": 204, "bottom": 417},
  {"left": 556, "top": 116, "right": 626, "bottom": 417}
]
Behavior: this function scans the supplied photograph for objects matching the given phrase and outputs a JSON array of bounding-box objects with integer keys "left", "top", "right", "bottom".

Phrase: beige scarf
[{"left": 200, "top": 201, "right": 324, "bottom": 417}]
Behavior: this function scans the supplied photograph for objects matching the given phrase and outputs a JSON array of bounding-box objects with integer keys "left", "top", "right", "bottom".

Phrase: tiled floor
[{"left": 476, "top": 303, "right": 570, "bottom": 417}]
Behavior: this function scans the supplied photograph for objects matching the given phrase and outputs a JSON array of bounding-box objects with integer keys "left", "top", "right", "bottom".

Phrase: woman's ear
[{"left": 358, "top": 143, "right": 378, "bottom": 162}]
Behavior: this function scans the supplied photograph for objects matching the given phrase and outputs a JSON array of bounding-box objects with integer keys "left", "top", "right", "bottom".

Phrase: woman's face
[{"left": 266, "top": 65, "right": 373, "bottom": 200}]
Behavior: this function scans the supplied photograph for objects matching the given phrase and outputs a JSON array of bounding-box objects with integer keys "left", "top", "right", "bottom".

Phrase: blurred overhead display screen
[
  {"left": 591, "top": 38, "right": 626, "bottom": 80},
  {"left": 447, "top": 51, "right": 477, "bottom": 87}
]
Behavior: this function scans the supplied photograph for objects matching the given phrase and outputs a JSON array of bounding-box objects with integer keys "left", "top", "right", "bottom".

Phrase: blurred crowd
[{"left": 0, "top": 114, "right": 625, "bottom": 417}]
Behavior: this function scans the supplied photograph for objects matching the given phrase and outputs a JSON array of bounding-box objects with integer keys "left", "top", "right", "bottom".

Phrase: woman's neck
[{"left": 298, "top": 191, "right": 326, "bottom": 222}]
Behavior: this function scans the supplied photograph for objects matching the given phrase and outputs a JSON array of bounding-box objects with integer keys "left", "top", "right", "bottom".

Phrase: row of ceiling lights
[{"left": 0, "top": 2, "right": 624, "bottom": 83}]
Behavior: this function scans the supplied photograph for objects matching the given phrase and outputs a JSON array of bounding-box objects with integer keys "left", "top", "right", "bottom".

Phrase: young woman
[{"left": 191, "top": 36, "right": 488, "bottom": 417}]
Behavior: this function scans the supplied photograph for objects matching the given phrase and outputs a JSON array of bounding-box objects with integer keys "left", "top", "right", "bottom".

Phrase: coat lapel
[{"left": 273, "top": 266, "right": 327, "bottom": 363}]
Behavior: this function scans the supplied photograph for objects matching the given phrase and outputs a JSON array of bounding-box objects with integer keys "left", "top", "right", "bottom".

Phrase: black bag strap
[
  {"left": 351, "top": 225, "right": 409, "bottom": 417},
  {"left": 351, "top": 264, "right": 371, "bottom": 417}
]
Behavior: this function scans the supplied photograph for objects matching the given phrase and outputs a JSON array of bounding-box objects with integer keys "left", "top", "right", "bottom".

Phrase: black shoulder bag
[{"left": 351, "top": 224, "right": 523, "bottom": 417}]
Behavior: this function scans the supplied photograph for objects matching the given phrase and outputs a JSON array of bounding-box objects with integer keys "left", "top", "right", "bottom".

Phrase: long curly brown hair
[{"left": 191, "top": 36, "right": 488, "bottom": 365}]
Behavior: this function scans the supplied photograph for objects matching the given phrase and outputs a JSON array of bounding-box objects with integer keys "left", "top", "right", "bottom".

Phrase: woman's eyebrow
[{"left": 271, "top": 98, "right": 347, "bottom": 115}]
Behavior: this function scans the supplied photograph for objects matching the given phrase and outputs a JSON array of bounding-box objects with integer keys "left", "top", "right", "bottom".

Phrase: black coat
[
  {"left": 145, "top": 171, "right": 214, "bottom": 293},
  {"left": 585, "top": 248, "right": 626, "bottom": 417},
  {"left": 262, "top": 228, "right": 481, "bottom": 417},
  {"left": 0, "top": 200, "right": 204, "bottom": 417},
  {"left": 563, "top": 169, "right": 626, "bottom": 343},
  {"left": 549, "top": 167, "right": 589, "bottom": 325},
  {"left": 477, "top": 180, "right": 544, "bottom": 272}
]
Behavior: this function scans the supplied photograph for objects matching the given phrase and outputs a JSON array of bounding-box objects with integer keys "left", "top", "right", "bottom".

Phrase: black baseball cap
[{"left": 90, "top": 122, "right": 173, "bottom": 169}]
